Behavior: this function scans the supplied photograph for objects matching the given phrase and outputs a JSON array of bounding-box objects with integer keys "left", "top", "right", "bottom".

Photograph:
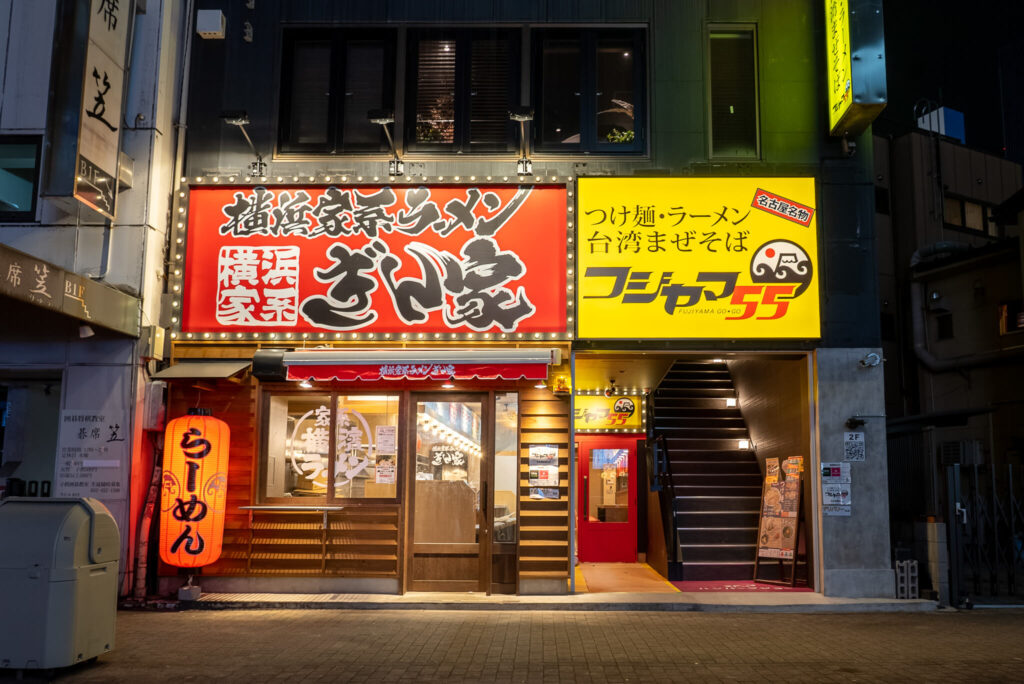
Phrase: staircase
[{"left": 653, "top": 361, "right": 761, "bottom": 581}]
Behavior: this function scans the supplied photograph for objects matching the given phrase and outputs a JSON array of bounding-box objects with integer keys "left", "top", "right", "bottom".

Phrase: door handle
[
  {"left": 582, "top": 474, "right": 588, "bottom": 519},
  {"left": 955, "top": 501, "right": 968, "bottom": 525}
]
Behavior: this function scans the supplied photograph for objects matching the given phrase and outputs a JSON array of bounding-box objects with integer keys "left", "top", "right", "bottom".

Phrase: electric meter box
[{"left": 0, "top": 497, "right": 119, "bottom": 670}]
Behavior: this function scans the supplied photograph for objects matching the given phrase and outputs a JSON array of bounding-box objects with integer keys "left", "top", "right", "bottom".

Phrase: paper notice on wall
[
  {"left": 820, "top": 462, "right": 851, "bottom": 484},
  {"left": 824, "top": 505, "right": 852, "bottom": 516},
  {"left": 375, "top": 424, "right": 397, "bottom": 456},
  {"left": 529, "top": 465, "right": 559, "bottom": 487},
  {"left": 822, "top": 482, "right": 851, "bottom": 506},
  {"left": 375, "top": 454, "right": 396, "bottom": 484},
  {"left": 53, "top": 410, "right": 128, "bottom": 499},
  {"left": 528, "top": 444, "right": 558, "bottom": 467},
  {"left": 843, "top": 431, "right": 866, "bottom": 461}
]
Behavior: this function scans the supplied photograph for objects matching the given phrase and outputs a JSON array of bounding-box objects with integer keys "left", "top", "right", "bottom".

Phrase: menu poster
[
  {"left": 783, "top": 456, "right": 803, "bottom": 477},
  {"left": 528, "top": 444, "right": 558, "bottom": 467},
  {"left": 375, "top": 454, "right": 396, "bottom": 484},
  {"left": 756, "top": 459, "right": 802, "bottom": 561},
  {"left": 529, "top": 465, "right": 559, "bottom": 487}
]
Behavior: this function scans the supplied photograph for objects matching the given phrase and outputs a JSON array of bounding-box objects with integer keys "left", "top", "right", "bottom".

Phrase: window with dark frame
[
  {"left": 708, "top": 28, "right": 759, "bottom": 159},
  {"left": 533, "top": 28, "right": 646, "bottom": 154},
  {"left": 260, "top": 391, "right": 400, "bottom": 502},
  {"left": 0, "top": 136, "right": 41, "bottom": 221},
  {"left": 278, "top": 29, "right": 396, "bottom": 155},
  {"left": 406, "top": 29, "right": 519, "bottom": 153}
]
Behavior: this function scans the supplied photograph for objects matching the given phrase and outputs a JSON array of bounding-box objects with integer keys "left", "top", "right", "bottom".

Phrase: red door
[{"left": 577, "top": 435, "right": 637, "bottom": 562}]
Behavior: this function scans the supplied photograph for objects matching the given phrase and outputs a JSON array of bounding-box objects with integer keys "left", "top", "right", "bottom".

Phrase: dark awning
[{"left": 152, "top": 360, "right": 251, "bottom": 380}]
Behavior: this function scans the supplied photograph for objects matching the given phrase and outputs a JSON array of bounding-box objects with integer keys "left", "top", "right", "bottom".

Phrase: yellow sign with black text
[
  {"left": 825, "top": 0, "right": 853, "bottom": 135},
  {"left": 577, "top": 177, "right": 820, "bottom": 339},
  {"left": 573, "top": 395, "right": 643, "bottom": 433}
]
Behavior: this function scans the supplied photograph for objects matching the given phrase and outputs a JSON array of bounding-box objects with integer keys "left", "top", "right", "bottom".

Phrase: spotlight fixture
[
  {"left": 220, "top": 111, "right": 266, "bottom": 176},
  {"left": 299, "top": 377, "right": 313, "bottom": 389},
  {"left": 367, "top": 109, "right": 403, "bottom": 175},
  {"left": 78, "top": 324, "right": 95, "bottom": 339},
  {"left": 441, "top": 376, "right": 455, "bottom": 389},
  {"left": 534, "top": 380, "right": 547, "bottom": 389},
  {"left": 509, "top": 106, "right": 534, "bottom": 175}
]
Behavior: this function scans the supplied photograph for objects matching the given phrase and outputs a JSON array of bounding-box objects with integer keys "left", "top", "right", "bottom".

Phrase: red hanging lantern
[{"left": 159, "top": 409, "right": 230, "bottom": 568}]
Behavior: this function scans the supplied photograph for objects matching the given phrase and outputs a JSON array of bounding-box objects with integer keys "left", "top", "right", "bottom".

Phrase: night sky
[{"left": 875, "top": 0, "right": 1024, "bottom": 162}]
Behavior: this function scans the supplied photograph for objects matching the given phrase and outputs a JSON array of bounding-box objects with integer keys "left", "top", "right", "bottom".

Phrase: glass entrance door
[{"left": 409, "top": 395, "right": 490, "bottom": 591}]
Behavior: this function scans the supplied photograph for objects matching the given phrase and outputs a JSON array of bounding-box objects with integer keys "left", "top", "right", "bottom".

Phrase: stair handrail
[{"left": 655, "top": 431, "right": 683, "bottom": 564}]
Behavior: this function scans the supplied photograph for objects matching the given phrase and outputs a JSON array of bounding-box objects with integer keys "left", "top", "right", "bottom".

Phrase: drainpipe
[
  {"left": 568, "top": 349, "right": 576, "bottom": 594},
  {"left": 910, "top": 242, "right": 1024, "bottom": 372}
]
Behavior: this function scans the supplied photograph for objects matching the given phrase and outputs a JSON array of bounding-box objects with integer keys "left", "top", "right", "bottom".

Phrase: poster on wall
[
  {"left": 375, "top": 454, "right": 396, "bottom": 485},
  {"left": 180, "top": 185, "right": 568, "bottom": 336},
  {"left": 528, "top": 445, "right": 559, "bottom": 499},
  {"left": 843, "top": 431, "right": 865, "bottom": 461},
  {"left": 578, "top": 177, "right": 820, "bottom": 340},
  {"left": 821, "top": 461, "right": 852, "bottom": 516},
  {"left": 53, "top": 410, "right": 128, "bottom": 499}
]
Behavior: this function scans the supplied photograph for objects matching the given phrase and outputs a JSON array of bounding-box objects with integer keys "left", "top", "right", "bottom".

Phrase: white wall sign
[
  {"left": 375, "top": 424, "right": 397, "bottom": 456},
  {"left": 824, "top": 505, "right": 852, "bottom": 516},
  {"left": 843, "top": 431, "right": 865, "bottom": 461},
  {"left": 75, "top": 0, "right": 130, "bottom": 219},
  {"left": 821, "top": 461, "right": 851, "bottom": 485},
  {"left": 53, "top": 410, "right": 128, "bottom": 499}
]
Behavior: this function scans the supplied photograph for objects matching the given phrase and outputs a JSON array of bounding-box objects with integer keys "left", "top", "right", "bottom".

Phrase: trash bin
[{"left": 0, "top": 497, "right": 119, "bottom": 670}]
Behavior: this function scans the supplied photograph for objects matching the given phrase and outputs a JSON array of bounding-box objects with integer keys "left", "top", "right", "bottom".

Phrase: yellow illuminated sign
[
  {"left": 826, "top": 0, "right": 853, "bottom": 134},
  {"left": 574, "top": 395, "right": 643, "bottom": 433},
  {"left": 577, "top": 177, "right": 820, "bottom": 340}
]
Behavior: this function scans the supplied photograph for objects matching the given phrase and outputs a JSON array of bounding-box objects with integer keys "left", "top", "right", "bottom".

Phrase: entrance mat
[{"left": 672, "top": 580, "right": 813, "bottom": 592}]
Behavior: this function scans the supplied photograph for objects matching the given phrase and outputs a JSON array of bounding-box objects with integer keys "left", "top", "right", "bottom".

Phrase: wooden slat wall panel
[
  {"left": 517, "top": 390, "right": 571, "bottom": 583},
  {"left": 161, "top": 376, "right": 400, "bottom": 578}
]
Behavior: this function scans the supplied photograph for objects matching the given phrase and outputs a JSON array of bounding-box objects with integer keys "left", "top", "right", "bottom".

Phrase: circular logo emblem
[
  {"left": 612, "top": 397, "right": 635, "bottom": 416},
  {"left": 749, "top": 239, "right": 813, "bottom": 297}
]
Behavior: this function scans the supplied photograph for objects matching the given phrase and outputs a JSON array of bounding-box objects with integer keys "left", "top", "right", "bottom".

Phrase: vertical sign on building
[
  {"left": 824, "top": 0, "right": 887, "bottom": 137},
  {"left": 75, "top": 0, "right": 129, "bottom": 219}
]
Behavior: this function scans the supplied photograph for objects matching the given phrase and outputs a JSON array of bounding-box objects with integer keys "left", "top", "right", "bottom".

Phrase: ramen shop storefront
[{"left": 159, "top": 181, "right": 573, "bottom": 596}]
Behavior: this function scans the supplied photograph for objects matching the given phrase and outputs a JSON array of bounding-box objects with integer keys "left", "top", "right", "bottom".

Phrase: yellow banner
[
  {"left": 573, "top": 395, "right": 643, "bottom": 432},
  {"left": 577, "top": 177, "right": 820, "bottom": 339},
  {"left": 826, "top": 0, "right": 853, "bottom": 134}
]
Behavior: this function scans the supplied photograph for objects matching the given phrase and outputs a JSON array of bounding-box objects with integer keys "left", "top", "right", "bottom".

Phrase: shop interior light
[
  {"left": 299, "top": 377, "right": 314, "bottom": 389},
  {"left": 441, "top": 376, "right": 455, "bottom": 389}
]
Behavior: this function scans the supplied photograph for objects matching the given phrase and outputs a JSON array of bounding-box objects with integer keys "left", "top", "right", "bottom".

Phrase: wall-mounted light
[
  {"left": 509, "top": 107, "right": 534, "bottom": 176},
  {"left": 299, "top": 377, "right": 313, "bottom": 389},
  {"left": 441, "top": 376, "right": 455, "bottom": 389},
  {"left": 738, "top": 439, "right": 750, "bottom": 450},
  {"left": 221, "top": 111, "right": 266, "bottom": 176},
  {"left": 725, "top": 397, "right": 737, "bottom": 407},
  {"left": 368, "top": 109, "right": 403, "bottom": 176}
]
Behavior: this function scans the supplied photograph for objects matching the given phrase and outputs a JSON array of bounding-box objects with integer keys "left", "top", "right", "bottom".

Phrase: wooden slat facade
[
  {"left": 161, "top": 346, "right": 572, "bottom": 593},
  {"left": 517, "top": 388, "right": 571, "bottom": 585}
]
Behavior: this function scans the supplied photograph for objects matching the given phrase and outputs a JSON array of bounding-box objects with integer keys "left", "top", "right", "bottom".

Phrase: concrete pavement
[{"left": 4, "top": 608, "right": 1022, "bottom": 682}]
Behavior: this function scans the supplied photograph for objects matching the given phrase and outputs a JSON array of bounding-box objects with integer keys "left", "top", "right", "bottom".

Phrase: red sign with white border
[{"left": 181, "top": 185, "right": 567, "bottom": 334}]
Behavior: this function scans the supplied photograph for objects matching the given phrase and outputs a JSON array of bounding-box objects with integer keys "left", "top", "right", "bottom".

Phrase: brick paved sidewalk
[{"left": 4, "top": 608, "right": 1021, "bottom": 683}]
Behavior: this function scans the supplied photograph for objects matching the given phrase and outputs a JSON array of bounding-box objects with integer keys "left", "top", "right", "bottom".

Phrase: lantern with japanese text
[{"left": 159, "top": 409, "right": 230, "bottom": 568}]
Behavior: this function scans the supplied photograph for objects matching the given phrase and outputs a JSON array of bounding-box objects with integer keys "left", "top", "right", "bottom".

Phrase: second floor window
[
  {"left": 278, "top": 29, "right": 396, "bottom": 154},
  {"left": 406, "top": 29, "right": 519, "bottom": 152},
  {"left": 534, "top": 29, "right": 646, "bottom": 154}
]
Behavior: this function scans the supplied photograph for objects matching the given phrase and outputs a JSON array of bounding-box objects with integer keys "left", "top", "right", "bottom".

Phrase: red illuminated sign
[{"left": 181, "top": 185, "right": 567, "bottom": 334}]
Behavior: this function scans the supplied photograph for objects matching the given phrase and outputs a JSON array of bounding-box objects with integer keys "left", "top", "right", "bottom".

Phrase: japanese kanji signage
[
  {"left": 54, "top": 410, "right": 128, "bottom": 499},
  {"left": 182, "top": 185, "right": 567, "bottom": 335},
  {"left": 573, "top": 395, "right": 643, "bottom": 433},
  {"left": 577, "top": 178, "right": 820, "bottom": 339},
  {"left": 160, "top": 412, "right": 230, "bottom": 568},
  {"left": 76, "top": 0, "right": 130, "bottom": 219},
  {"left": 824, "top": 0, "right": 887, "bottom": 137}
]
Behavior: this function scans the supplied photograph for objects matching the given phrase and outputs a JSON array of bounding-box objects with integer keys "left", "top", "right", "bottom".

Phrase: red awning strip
[{"left": 286, "top": 362, "right": 549, "bottom": 382}]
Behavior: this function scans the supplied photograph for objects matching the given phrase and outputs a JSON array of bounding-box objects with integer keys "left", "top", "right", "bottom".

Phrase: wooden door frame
[{"left": 404, "top": 391, "right": 494, "bottom": 593}]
